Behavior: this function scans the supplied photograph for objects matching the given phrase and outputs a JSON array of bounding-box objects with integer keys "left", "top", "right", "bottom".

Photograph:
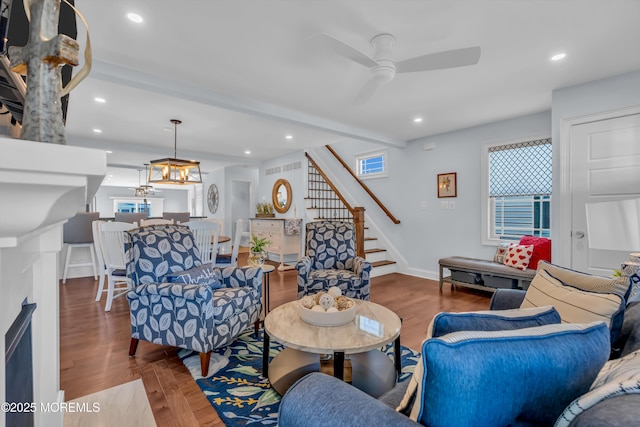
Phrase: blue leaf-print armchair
[
  {"left": 125, "top": 225, "right": 263, "bottom": 377},
  {"left": 296, "top": 221, "right": 372, "bottom": 300}
]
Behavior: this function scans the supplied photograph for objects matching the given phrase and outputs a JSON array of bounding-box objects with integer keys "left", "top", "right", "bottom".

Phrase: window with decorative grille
[{"left": 486, "top": 138, "right": 552, "bottom": 240}]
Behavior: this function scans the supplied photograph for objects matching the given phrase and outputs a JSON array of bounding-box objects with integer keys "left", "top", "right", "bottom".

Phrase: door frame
[{"left": 557, "top": 104, "right": 640, "bottom": 267}]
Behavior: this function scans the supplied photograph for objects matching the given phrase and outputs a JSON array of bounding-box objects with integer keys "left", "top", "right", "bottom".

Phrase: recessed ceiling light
[
  {"left": 105, "top": 150, "right": 113, "bottom": 154},
  {"left": 94, "top": 97, "right": 106, "bottom": 103},
  {"left": 162, "top": 127, "right": 172, "bottom": 132},
  {"left": 413, "top": 117, "right": 423, "bottom": 123},
  {"left": 244, "top": 150, "right": 251, "bottom": 155},
  {"left": 127, "top": 13, "right": 143, "bottom": 23},
  {"left": 93, "top": 128, "right": 102, "bottom": 133},
  {"left": 285, "top": 135, "right": 293, "bottom": 140},
  {"left": 551, "top": 53, "right": 566, "bottom": 61}
]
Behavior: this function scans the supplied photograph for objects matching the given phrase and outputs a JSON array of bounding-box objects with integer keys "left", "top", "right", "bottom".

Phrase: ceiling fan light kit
[{"left": 149, "top": 119, "right": 203, "bottom": 185}]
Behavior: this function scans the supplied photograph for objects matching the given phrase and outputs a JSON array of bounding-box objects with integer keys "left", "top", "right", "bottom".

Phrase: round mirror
[{"left": 272, "top": 179, "right": 292, "bottom": 214}]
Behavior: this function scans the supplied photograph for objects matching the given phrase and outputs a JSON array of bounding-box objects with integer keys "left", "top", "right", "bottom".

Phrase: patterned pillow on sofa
[
  {"left": 128, "top": 225, "right": 202, "bottom": 284},
  {"left": 521, "top": 268, "right": 625, "bottom": 344},
  {"left": 164, "top": 264, "right": 223, "bottom": 290}
]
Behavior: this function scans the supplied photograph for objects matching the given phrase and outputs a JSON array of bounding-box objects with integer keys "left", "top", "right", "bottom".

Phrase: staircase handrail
[
  {"left": 305, "top": 152, "right": 365, "bottom": 257},
  {"left": 325, "top": 145, "right": 400, "bottom": 224}
]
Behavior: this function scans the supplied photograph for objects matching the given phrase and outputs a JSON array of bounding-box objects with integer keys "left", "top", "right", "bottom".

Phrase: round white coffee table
[{"left": 263, "top": 300, "right": 402, "bottom": 397}]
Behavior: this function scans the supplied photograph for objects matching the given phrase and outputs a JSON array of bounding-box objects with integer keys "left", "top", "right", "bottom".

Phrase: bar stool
[{"left": 62, "top": 212, "right": 100, "bottom": 284}]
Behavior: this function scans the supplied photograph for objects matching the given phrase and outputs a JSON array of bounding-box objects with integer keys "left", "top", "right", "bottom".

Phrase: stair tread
[
  {"left": 371, "top": 260, "right": 396, "bottom": 267},
  {"left": 365, "top": 248, "right": 386, "bottom": 254}
]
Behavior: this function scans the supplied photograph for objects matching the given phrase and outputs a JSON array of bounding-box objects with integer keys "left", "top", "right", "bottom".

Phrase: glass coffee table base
[{"left": 266, "top": 347, "right": 396, "bottom": 397}]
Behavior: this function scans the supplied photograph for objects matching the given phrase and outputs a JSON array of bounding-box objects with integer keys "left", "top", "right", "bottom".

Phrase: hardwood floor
[{"left": 59, "top": 256, "right": 492, "bottom": 426}]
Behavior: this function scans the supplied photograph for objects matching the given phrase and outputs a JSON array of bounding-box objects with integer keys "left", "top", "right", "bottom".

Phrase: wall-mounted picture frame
[{"left": 437, "top": 172, "right": 457, "bottom": 198}]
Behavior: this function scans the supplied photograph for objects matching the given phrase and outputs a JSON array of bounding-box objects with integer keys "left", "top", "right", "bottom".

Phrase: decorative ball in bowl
[{"left": 298, "top": 287, "right": 356, "bottom": 327}]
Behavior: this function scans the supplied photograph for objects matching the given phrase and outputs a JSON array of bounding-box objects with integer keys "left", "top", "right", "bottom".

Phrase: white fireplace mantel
[
  {"left": 0, "top": 137, "right": 106, "bottom": 247},
  {"left": 0, "top": 136, "right": 106, "bottom": 427}
]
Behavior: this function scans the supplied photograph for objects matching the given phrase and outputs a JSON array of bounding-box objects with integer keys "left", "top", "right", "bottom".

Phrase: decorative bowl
[{"left": 298, "top": 298, "right": 356, "bottom": 327}]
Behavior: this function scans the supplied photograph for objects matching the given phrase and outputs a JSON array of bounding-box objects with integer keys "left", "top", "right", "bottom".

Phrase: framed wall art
[{"left": 437, "top": 172, "right": 457, "bottom": 198}]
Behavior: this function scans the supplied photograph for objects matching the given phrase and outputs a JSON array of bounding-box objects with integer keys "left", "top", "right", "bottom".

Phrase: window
[
  {"left": 355, "top": 149, "right": 388, "bottom": 179},
  {"left": 482, "top": 138, "right": 552, "bottom": 242},
  {"left": 110, "top": 197, "right": 163, "bottom": 217}
]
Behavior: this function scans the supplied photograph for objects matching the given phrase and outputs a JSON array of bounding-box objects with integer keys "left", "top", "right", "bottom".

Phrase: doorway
[{"left": 230, "top": 180, "right": 252, "bottom": 245}]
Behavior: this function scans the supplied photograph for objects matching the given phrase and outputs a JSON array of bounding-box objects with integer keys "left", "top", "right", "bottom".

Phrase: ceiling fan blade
[
  {"left": 353, "top": 79, "right": 379, "bottom": 105},
  {"left": 395, "top": 46, "right": 481, "bottom": 73},
  {"left": 313, "top": 33, "right": 378, "bottom": 68}
]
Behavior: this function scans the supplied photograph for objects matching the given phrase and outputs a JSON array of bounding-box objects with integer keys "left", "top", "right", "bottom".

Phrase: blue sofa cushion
[
  {"left": 430, "top": 305, "right": 561, "bottom": 337},
  {"left": 128, "top": 225, "right": 202, "bottom": 284},
  {"left": 398, "top": 306, "right": 561, "bottom": 414},
  {"left": 414, "top": 322, "right": 610, "bottom": 427},
  {"left": 164, "top": 264, "right": 223, "bottom": 290}
]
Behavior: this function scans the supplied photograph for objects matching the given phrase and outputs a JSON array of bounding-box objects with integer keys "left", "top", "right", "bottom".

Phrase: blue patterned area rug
[{"left": 178, "top": 328, "right": 420, "bottom": 426}]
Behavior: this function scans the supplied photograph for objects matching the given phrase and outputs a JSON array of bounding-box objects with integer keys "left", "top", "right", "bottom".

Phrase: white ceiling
[{"left": 64, "top": 0, "right": 640, "bottom": 188}]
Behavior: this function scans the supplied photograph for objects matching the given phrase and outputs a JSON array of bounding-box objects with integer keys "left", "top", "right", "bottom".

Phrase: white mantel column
[{"left": 0, "top": 136, "right": 106, "bottom": 427}]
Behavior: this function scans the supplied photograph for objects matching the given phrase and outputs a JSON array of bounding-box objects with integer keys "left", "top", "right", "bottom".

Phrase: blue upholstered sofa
[
  {"left": 279, "top": 263, "right": 640, "bottom": 427},
  {"left": 125, "top": 225, "right": 262, "bottom": 377}
]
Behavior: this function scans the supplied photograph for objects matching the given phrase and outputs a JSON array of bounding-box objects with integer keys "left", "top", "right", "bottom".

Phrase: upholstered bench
[{"left": 439, "top": 256, "right": 536, "bottom": 292}]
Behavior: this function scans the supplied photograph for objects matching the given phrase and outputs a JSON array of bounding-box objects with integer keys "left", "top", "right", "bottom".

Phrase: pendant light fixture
[
  {"left": 134, "top": 169, "right": 146, "bottom": 197},
  {"left": 148, "top": 119, "right": 202, "bottom": 184},
  {"left": 139, "top": 163, "right": 155, "bottom": 195}
]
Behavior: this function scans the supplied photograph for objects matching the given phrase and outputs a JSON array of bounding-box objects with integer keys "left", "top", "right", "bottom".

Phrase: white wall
[
  {"left": 323, "top": 111, "right": 551, "bottom": 278},
  {"left": 258, "top": 151, "right": 306, "bottom": 220}
]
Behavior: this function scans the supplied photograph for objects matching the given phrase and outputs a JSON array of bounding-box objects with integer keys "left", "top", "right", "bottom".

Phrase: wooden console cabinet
[{"left": 250, "top": 218, "right": 302, "bottom": 271}]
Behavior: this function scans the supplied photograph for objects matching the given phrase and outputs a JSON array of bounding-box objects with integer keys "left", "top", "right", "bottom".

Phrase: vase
[{"left": 248, "top": 251, "right": 267, "bottom": 267}]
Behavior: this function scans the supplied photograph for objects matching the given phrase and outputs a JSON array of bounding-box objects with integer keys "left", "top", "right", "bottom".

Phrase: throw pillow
[
  {"left": 521, "top": 268, "right": 625, "bottom": 344},
  {"left": 538, "top": 260, "right": 632, "bottom": 301},
  {"left": 555, "top": 349, "right": 640, "bottom": 427},
  {"left": 502, "top": 244, "right": 534, "bottom": 270},
  {"left": 163, "top": 264, "right": 223, "bottom": 289},
  {"left": 519, "top": 235, "right": 551, "bottom": 270},
  {"left": 493, "top": 242, "right": 512, "bottom": 264},
  {"left": 414, "top": 322, "right": 610, "bottom": 427},
  {"left": 397, "top": 306, "right": 562, "bottom": 416}
]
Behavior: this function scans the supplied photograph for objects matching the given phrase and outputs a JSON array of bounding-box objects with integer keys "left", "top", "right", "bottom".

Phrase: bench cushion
[{"left": 440, "top": 256, "right": 536, "bottom": 280}]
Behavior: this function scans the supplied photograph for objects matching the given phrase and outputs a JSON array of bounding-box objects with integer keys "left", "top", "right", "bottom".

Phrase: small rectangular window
[{"left": 355, "top": 149, "right": 388, "bottom": 179}]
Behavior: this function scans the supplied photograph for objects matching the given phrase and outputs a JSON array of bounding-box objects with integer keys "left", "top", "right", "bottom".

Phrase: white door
[{"left": 571, "top": 112, "right": 640, "bottom": 275}]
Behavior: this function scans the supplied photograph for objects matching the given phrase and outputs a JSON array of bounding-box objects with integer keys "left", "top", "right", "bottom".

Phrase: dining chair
[
  {"left": 214, "top": 219, "right": 244, "bottom": 268},
  {"left": 114, "top": 212, "right": 148, "bottom": 224},
  {"left": 91, "top": 220, "right": 107, "bottom": 297},
  {"left": 139, "top": 218, "right": 174, "bottom": 226},
  {"left": 162, "top": 212, "right": 191, "bottom": 224},
  {"left": 98, "top": 221, "right": 135, "bottom": 311},
  {"left": 183, "top": 220, "right": 220, "bottom": 265},
  {"left": 62, "top": 212, "right": 100, "bottom": 284}
]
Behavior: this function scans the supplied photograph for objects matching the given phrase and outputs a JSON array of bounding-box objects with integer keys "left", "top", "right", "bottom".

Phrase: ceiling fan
[{"left": 314, "top": 33, "right": 481, "bottom": 103}]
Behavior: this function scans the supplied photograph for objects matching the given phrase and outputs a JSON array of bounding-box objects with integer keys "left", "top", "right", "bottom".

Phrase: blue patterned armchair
[
  {"left": 125, "top": 225, "right": 262, "bottom": 377},
  {"left": 296, "top": 221, "right": 372, "bottom": 300}
]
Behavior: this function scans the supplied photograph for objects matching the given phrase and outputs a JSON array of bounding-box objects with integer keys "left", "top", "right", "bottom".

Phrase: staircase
[{"left": 305, "top": 153, "right": 397, "bottom": 277}]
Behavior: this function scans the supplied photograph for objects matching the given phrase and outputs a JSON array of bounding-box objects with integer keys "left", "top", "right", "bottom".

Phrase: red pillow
[{"left": 519, "top": 236, "right": 552, "bottom": 270}]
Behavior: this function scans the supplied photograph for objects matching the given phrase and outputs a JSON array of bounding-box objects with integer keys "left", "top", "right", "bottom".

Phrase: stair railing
[
  {"left": 325, "top": 145, "right": 400, "bottom": 224},
  {"left": 305, "top": 152, "right": 366, "bottom": 257}
]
